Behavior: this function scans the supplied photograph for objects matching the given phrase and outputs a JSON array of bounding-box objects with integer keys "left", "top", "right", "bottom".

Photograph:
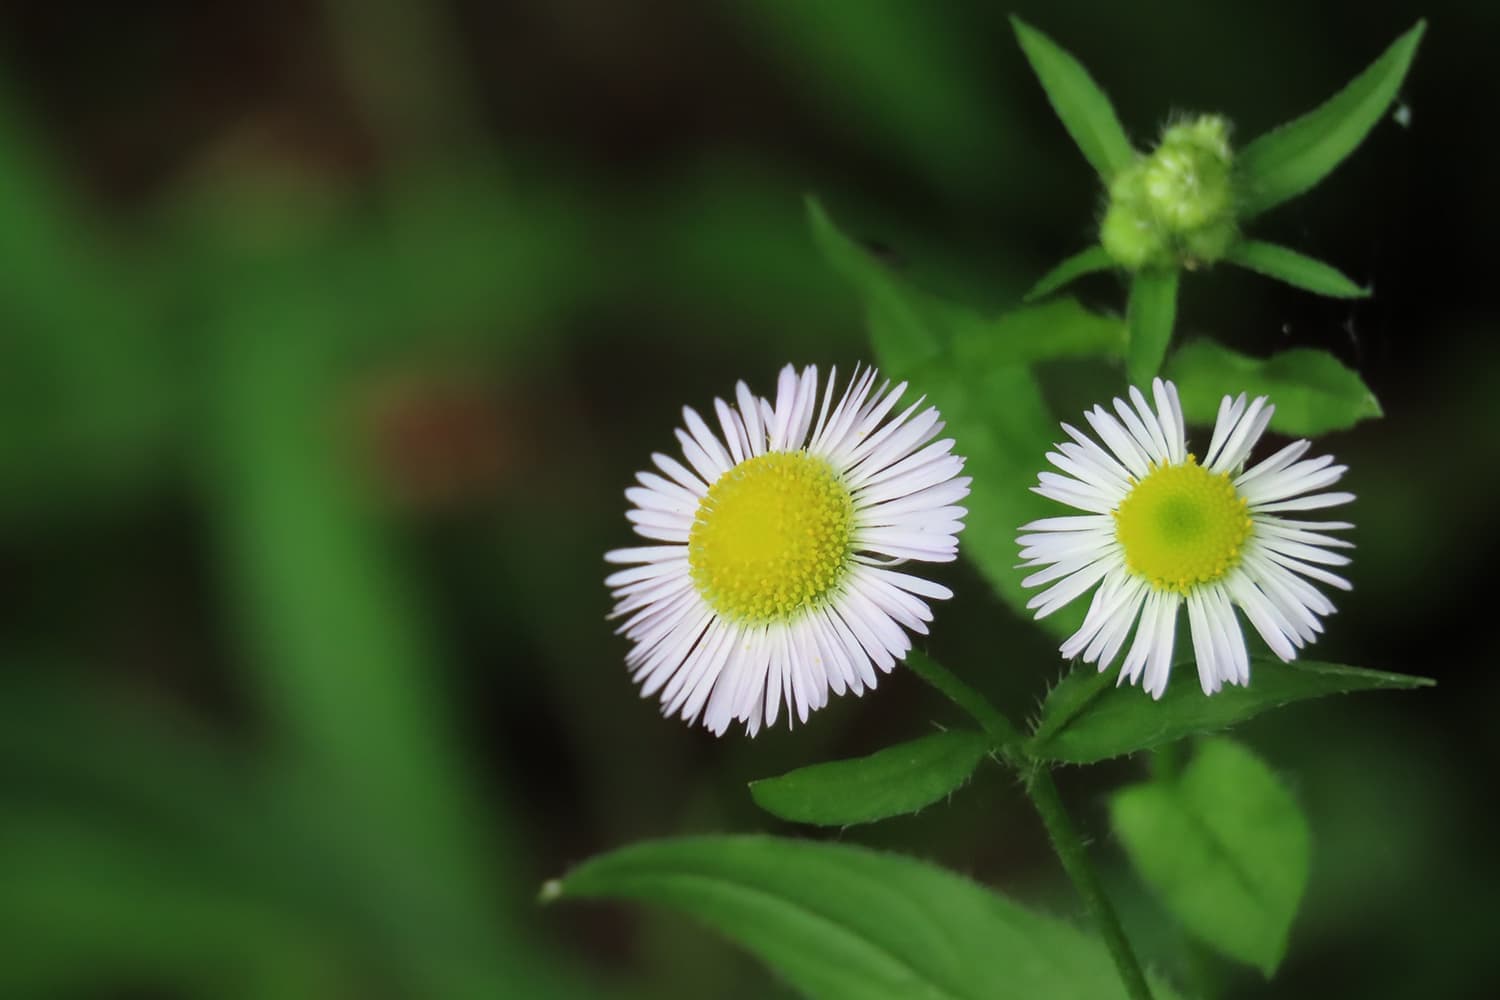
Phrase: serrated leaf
[
  {"left": 1024, "top": 245, "right": 1117, "bottom": 302},
  {"left": 1164, "top": 340, "right": 1382, "bottom": 436},
  {"left": 750, "top": 730, "right": 990, "bottom": 827},
  {"left": 1030, "top": 659, "right": 1432, "bottom": 764},
  {"left": 1224, "top": 240, "right": 1368, "bottom": 298},
  {"left": 548, "top": 835, "right": 1182, "bottom": 1000},
  {"left": 1236, "top": 21, "right": 1426, "bottom": 219},
  {"left": 1111, "top": 739, "right": 1310, "bottom": 975},
  {"left": 1011, "top": 18, "right": 1136, "bottom": 180},
  {"left": 1126, "top": 270, "right": 1179, "bottom": 384}
]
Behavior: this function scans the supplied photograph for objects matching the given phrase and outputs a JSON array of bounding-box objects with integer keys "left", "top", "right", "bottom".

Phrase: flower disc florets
[
  {"left": 688, "top": 451, "right": 854, "bottom": 624},
  {"left": 1101, "top": 114, "right": 1238, "bottom": 271}
]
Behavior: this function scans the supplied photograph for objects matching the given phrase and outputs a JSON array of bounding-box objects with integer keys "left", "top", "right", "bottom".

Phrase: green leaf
[
  {"left": 809, "top": 201, "right": 1129, "bottom": 635},
  {"left": 1224, "top": 240, "right": 1368, "bottom": 298},
  {"left": 1030, "top": 659, "right": 1433, "bottom": 765},
  {"left": 1011, "top": 17, "right": 1136, "bottom": 180},
  {"left": 1236, "top": 21, "right": 1426, "bottom": 218},
  {"left": 1125, "top": 270, "right": 1179, "bottom": 384},
  {"left": 1164, "top": 340, "right": 1383, "bottom": 436},
  {"left": 951, "top": 297, "right": 1128, "bottom": 367},
  {"left": 1024, "top": 245, "right": 1117, "bottom": 302},
  {"left": 547, "top": 835, "right": 1182, "bottom": 1000},
  {"left": 750, "top": 730, "right": 990, "bottom": 827},
  {"left": 1110, "top": 739, "right": 1310, "bottom": 974}
]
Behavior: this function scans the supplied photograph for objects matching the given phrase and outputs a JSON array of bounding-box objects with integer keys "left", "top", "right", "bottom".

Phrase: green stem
[
  {"left": 904, "top": 651, "right": 1022, "bottom": 752},
  {"left": 1025, "top": 766, "right": 1154, "bottom": 1000}
]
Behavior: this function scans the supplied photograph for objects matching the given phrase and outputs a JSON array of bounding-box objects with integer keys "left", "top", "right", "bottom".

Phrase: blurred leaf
[
  {"left": 548, "top": 835, "right": 1183, "bottom": 1000},
  {"left": 210, "top": 292, "right": 582, "bottom": 998},
  {"left": 1029, "top": 659, "right": 1433, "bottom": 764},
  {"left": 733, "top": 2, "right": 1023, "bottom": 197},
  {"left": 951, "top": 298, "right": 1127, "bottom": 367},
  {"left": 1236, "top": 21, "right": 1426, "bottom": 219},
  {"left": 0, "top": 675, "right": 292, "bottom": 887},
  {"left": 1011, "top": 18, "right": 1137, "bottom": 180},
  {"left": 1164, "top": 340, "right": 1382, "bottom": 436},
  {"left": 0, "top": 810, "right": 331, "bottom": 999},
  {"left": 1125, "top": 270, "right": 1178, "bottom": 385},
  {"left": 1111, "top": 739, "right": 1310, "bottom": 975},
  {"left": 808, "top": 197, "right": 957, "bottom": 369},
  {"left": 0, "top": 86, "right": 170, "bottom": 522},
  {"left": 1024, "top": 246, "right": 1116, "bottom": 302},
  {"left": 1224, "top": 240, "right": 1368, "bottom": 298},
  {"left": 750, "top": 730, "right": 990, "bottom": 827},
  {"left": 809, "top": 201, "right": 1114, "bottom": 636}
]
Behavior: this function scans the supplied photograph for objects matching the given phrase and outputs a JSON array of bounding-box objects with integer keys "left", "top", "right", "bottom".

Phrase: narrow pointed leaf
[
  {"left": 1225, "top": 240, "right": 1367, "bottom": 298},
  {"left": 750, "top": 730, "right": 990, "bottom": 827},
  {"left": 1111, "top": 739, "right": 1310, "bottom": 975},
  {"left": 1011, "top": 18, "right": 1136, "bottom": 180},
  {"left": 1024, "top": 245, "right": 1117, "bottom": 302},
  {"left": 1125, "top": 269, "right": 1179, "bottom": 384},
  {"left": 1029, "top": 659, "right": 1433, "bottom": 764},
  {"left": 1237, "top": 21, "right": 1426, "bottom": 218},
  {"left": 547, "top": 835, "right": 1183, "bottom": 1000},
  {"left": 1164, "top": 340, "right": 1382, "bottom": 436}
]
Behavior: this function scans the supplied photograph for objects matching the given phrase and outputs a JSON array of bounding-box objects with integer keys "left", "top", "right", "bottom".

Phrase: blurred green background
[{"left": 1, "top": 1, "right": 1494, "bottom": 997}]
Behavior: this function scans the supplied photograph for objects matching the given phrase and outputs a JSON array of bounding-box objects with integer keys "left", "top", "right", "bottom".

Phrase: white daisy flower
[
  {"left": 1018, "top": 378, "right": 1354, "bottom": 698},
  {"left": 606, "top": 364, "right": 970, "bottom": 736}
]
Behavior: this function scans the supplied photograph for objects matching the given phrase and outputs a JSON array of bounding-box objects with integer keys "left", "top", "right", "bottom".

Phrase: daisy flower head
[
  {"left": 606, "top": 364, "right": 970, "bottom": 736},
  {"left": 1018, "top": 378, "right": 1354, "bottom": 698}
]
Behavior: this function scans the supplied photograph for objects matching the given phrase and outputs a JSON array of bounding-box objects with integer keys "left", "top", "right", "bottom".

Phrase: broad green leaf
[
  {"left": 1236, "top": 21, "right": 1426, "bottom": 219},
  {"left": 1125, "top": 270, "right": 1179, "bottom": 384},
  {"left": 1111, "top": 739, "right": 1310, "bottom": 974},
  {"left": 1224, "top": 240, "right": 1367, "bottom": 298},
  {"left": 750, "top": 730, "right": 990, "bottom": 826},
  {"left": 1029, "top": 659, "right": 1433, "bottom": 765},
  {"left": 547, "top": 835, "right": 1182, "bottom": 1000},
  {"left": 1024, "top": 245, "right": 1116, "bottom": 302},
  {"left": 1164, "top": 340, "right": 1382, "bottom": 436},
  {"left": 1011, "top": 18, "right": 1136, "bottom": 180}
]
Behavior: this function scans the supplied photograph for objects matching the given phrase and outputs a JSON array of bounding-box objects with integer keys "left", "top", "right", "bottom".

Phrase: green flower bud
[{"left": 1099, "top": 114, "right": 1239, "bottom": 271}]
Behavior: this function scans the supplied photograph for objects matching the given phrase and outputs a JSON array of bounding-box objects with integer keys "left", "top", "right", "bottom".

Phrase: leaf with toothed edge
[
  {"left": 750, "top": 729, "right": 990, "bottom": 826},
  {"left": 1029, "top": 658, "right": 1433, "bottom": 764}
]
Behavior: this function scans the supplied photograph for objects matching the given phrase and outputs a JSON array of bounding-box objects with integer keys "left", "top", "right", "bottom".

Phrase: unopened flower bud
[{"left": 1100, "top": 114, "right": 1238, "bottom": 271}]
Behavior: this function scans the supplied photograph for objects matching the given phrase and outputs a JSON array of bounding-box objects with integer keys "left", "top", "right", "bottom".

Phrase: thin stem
[
  {"left": 904, "top": 651, "right": 1022, "bottom": 752},
  {"left": 1025, "top": 765, "right": 1154, "bottom": 1000}
]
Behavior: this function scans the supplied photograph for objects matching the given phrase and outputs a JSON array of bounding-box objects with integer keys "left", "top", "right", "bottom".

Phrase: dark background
[{"left": 0, "top": 1, "right": 1494, "bottom": 997}]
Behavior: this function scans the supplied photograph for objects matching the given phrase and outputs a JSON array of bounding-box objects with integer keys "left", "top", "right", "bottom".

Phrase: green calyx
[{"left": 1101, "top": 115, "right": 1238, "bottom": 271}]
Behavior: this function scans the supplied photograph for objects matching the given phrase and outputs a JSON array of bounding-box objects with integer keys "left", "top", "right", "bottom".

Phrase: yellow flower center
[
  {"left": 1113, "top": 455, "right": 1252, "bottom": 594},
  {"left": 688, "top": 451, "right": 854, "bottom": 623}
]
